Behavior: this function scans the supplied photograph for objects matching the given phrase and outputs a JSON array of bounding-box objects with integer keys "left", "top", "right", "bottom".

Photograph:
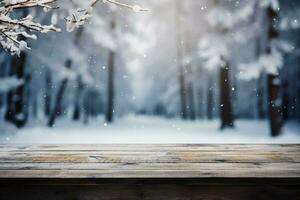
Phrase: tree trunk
[
  {"left": 0, "top": 93, "right": 3, "bottom": 110},
  {"left": 23, "top": 74, "right": 31, "bottom": 122},
  {"left": 105, "top": 18, "right": 116, "bottom": 123},
  {"left": 219, "top": 64, "right": 234, "bottom": 129},
  {"left": 257, "top": 75, "right": 265, "bottom": 119},
  {"left": 187, "top": 82, "right": 196, "bottom": 120},
  {"left": 44, "top": 69, "right": 52, "bottom": 117},
  {"left": 72, "top": 77, "right": 84, "bottom": 121},
  {"left": 83, "top": 90, "right": 92, "bottom": 125},
  {"left": 282, "top": 81, "right": 289, "bottom": 122},
  {"left": 197, "top": 87, "right": 204, "bottom": 119},
  {"left": 10, "top": 52, "right": 27, "bottom": 128},
  {"left": 48, "top": 59, "right": 72, "bottom": 127},
  {"left": 267, "top": 74, "right": 282, "bottom": 136},
  {"left": 48, "top": 79, "right": 67, "bottom": 127},
  {"left": 207, "top": 74, "right": 213, "bottom": 120},
  {"left": 5, "top": 85, "right": 15, "bottom": 123},
  {"left": 106, "top": 49, "right": 115, "bottom": 123},
  {"left": 266, "top": 6, "right": 283, "bottom": 136},
  {"left": 178, "top": 71, "right": 187, "bottom": 119},
  {"left": 183, "top": 28, "right": 196, "bottom": 121},
  {"left": 4, "top": 11, "right": 28, "bottom": 128},
  {"left": 255, "top": 29, "right": 266, "bottom": 119},
  {"left": 176, "top": 0, "right": 187, "bottom": 120},
  {"left": 298, "top": 64, "right": 300, "bottom": 121},
  {"left": 69, "top": 27, "right": 85, "bottom": 121},
  {"left": 0, "top": 59, "right": 6, "bottom": 110},
  {"left": 32, "top": 95, "right": 38, "bottom": 119}
]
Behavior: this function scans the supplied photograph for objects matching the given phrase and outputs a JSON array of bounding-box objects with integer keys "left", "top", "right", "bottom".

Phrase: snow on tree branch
[
  {"left": 2, "top": 0, "right": 58, "bottom": 10},
  {"left": 238, "top": 0, "right": 298, "bottom": 80},
  {"left": 0, "top": 0, "right": 147, "bottom": 55},
  {"left": 205, "top": 2, "right": 255, "bottom": 29},
  {"left": 0, "top": 0, "right": 61, "bottom": 55},
  {"left": 239, "top": 40, "right": 294, "bottom": 80},
  {"left": 199, "top": 1, "right": 257, "bottom": 70},
  {"left": 65, "top": 0, "right": 148, "bottom": 32},
  {"left": 0, "top": 76, "right": 24, "bottom": 92}
]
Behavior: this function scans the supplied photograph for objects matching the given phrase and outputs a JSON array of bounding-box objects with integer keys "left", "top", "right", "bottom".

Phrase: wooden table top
[{"left": 0, "top": 144, "right": 299, "bottom": 178}]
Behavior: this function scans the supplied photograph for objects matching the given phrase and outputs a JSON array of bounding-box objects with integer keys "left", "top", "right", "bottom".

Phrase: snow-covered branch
[
  {"left": 65, "top": 0, "right": 148, "bottom": 32},
  {"left": 0, "top": 0, "right": 61, "bottom": 55},
  {"left": 238, "top": 0, "right": 298, "bottom": 80},
  {"left": 239, "top": 40, "right": 294, "bottom": 80},
  {"left": 199, "top": 1, "right": 256, "bottom": 70},
  {"left": 0, "top": 76, "right": 24, "bottom": 93},
  {"left": 0, "top": 0, "right": 148, "bottom": 55}
]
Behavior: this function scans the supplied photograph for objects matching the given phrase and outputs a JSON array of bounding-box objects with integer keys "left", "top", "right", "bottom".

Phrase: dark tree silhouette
[
  {"left": 187, "top": 81, "right": 196, "bottom": 120},
  {"left": 176, "top": 0, "right": 187, "bottom": 119},
  {"left": 72, "top": 27, "right": 85, "bottom": 121},
  {"left": 266, "top": 6, "right": 283, "bottom": 137},
  {"left": 13, "top": 52, "right": 27, "bottom": 128},
  {"left": 106, "top": 19, "right": 116, "bottom": 123},
  {"left": 197, "top": 87, "right": 204, "bottom": 118},
  {"left": 44, "top": 69, "right": 52, "bottom": 117},
  {"left": 5, "top": 65, "right": 15, "bottom": 123},
  {"left": 184, "top": 31, "right": 196, "bottom": 120},
  {"left": 219, "top": 62, "right": 234, "bottom": 129},
  {"left": 257, "top": 74, "right": 266, "bottom": 119},
  {"left": 5, "top": 50, "right": 27, "bottom": 128},
  {"left": 282, "top": 81, "right": 289, "bottom": 122},
  {"left": 207, "top": 73, "right": 214, "bottom": 120},
  {"left": 73, "top": 77, "right": 84, "bottom": 121},
  {"left": 255, "top": 35, "right": 266, "bottom": 119},
  {"left": 48, "top": 59, "right": 72, "bottom": 127}
]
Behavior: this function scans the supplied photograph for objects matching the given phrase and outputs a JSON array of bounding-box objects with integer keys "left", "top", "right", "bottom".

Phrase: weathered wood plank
[
  {"left": 0, "top": 168, "right": 299, "bottom": 178},
  {"left": 0, "top": 145, "right": 299, "bottom": 178},
  {"left": 0, "top": 151, "right": 299, "bottom": 163},
  {"left": 1, "top": 162, "right": 300, "bottom": 170},
  {"left": 0, "top": 145, "right": 299, "bottom": 199},
  {"left": 0, "top": 144, "right": 299, "bottom": 152}
]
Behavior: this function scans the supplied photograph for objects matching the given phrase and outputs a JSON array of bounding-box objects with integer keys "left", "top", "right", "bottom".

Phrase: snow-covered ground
[{"left": 0, "top": 115, "right": 300, "bottom": 144}]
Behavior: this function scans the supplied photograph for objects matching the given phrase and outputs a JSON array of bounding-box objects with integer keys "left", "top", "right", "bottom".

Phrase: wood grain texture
[
  {"left": 0, "top": 144, "right": 299, "bottom": 178},
  {"left": 0, "top": 145, "right": 300, "bottom": 199}
]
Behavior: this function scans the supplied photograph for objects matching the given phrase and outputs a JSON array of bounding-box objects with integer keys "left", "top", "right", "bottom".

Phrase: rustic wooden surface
[
  {"left": 0, "top": 144, "right": 299, "bottom": 178},
  {"left": 0, "top": 144, "right": 299, "bottom": 199}
]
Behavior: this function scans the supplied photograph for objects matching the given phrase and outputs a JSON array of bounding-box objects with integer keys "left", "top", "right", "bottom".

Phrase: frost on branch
[
  {"left": 0, "top": 0, "right": 61, "bottom": 55},
  {"left": 65, "top": 0, "right": 148, "bottom": 32}
]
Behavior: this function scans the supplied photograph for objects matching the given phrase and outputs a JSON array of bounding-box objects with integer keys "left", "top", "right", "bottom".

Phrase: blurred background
[{"left": 0, "top": 0, "right": 300, "bottom": 144}]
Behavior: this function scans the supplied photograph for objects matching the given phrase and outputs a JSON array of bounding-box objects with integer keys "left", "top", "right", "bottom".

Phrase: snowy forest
[{"left": 0, "top": 0, "right": 300, "bottom": 144}]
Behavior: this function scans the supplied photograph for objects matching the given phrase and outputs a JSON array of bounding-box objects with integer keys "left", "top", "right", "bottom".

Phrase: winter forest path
[{"left": 0, "top": 144, "right": 299, "bottom": 199}]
